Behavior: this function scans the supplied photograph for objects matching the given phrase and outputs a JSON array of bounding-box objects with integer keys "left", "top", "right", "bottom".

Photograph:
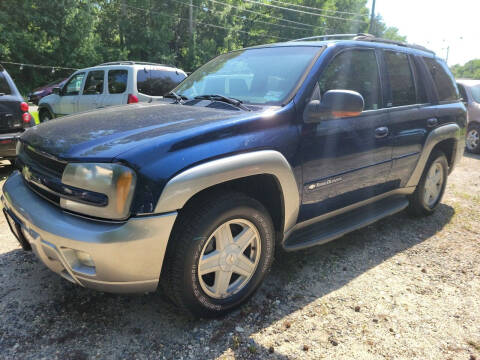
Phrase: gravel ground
[{"left": 0, "top": 154, "right": 479, "bottom": 360}]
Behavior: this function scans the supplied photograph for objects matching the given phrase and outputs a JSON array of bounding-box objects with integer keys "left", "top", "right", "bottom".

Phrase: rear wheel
[
  {"left": 466, "top": 122, "right": 480, "bottom": 154},
  {"left": 407, "top": 150, "right": 448, "bottom": 217},
  {"left": 39, "top": 109, "right": 53, "bottom": 123},
  {"left": 161, "top": 192, "right": 275, "bottom": 318}
]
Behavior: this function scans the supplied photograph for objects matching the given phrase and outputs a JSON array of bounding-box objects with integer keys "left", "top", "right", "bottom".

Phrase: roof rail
[
  {"left": 288, "top": 33, "right": 435, "bottom": 54},
  {"left": 289, "top": 34, "right": 364, "bottom": 42},
  {"left": 353, "top": 34, "right": 435, "bottom": 54},
  {"left": 97, "top": 61, "right": 178, "bottom": 68}
]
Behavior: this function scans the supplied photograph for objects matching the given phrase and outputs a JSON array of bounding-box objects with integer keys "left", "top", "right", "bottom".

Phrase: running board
[{"left": 283, "top": 196, "right": 409, "bottom": 251}]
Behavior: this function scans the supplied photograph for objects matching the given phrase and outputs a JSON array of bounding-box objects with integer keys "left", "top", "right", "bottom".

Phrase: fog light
[{"left": 75, "top": 250, "right": 95, "bottom": 267}]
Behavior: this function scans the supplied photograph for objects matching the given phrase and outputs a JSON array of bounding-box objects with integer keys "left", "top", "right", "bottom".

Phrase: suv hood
[{"left": 21, "top": 102, "right": 259, "bottom": 161}]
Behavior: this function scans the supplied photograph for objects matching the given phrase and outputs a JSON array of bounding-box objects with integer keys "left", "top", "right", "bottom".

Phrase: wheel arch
[
  {"left": 154, "top": 150, "right": 300, "bottom": 234},
  {"left": 406, "top": 123, "right": 463, "bottom": 187},
  {"left": 38, "top": 104, "right": 55, "bottom": 119}
]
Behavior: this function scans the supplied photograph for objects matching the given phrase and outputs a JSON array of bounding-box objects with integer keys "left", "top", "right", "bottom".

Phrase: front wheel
[
  {"left": 39, "top": 109, "right": 53, "bottom": 123},
  {"left": 407, "top": 150, "right": 448, "bottom": 217},
  {"left": 466, "top": 122, "right": 480, "bottom": 154},
  {"left": 161, "top": 192, "right": 275, "bottom": 318}
]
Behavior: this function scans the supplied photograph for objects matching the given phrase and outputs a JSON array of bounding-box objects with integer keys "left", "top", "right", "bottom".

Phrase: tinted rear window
[
  {"left": 0, "top": 72, "right": 12, "bottom": 95},
  {"left": 137, "top": 69, "right": 186, "bottom": 96},
  {"left": 108, "top": 70, "right": 128, "bottom": 94},
  {"left": 423, "top": 58, "right": 459, "bottom": 102},
  {"left": 384, "top": 51, "right": 416, "bottom": 106}
]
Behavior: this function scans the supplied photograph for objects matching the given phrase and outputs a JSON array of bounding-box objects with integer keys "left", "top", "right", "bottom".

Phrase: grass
[{"left": 30, "top": 110, "right": 40, "bottom": 125}]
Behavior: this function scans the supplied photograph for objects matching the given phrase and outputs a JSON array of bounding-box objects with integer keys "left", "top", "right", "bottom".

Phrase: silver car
[
  {"left": 457, "top": 79, "right": 480, "bottom": 153},
  {"left": 38, "top": 61, "right": 187, "bottom": 122}
]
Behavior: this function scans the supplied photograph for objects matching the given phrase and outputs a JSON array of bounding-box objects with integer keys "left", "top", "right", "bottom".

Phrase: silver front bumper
[{"left": 2, "top": 171, "right": 177, "bottom": 293}]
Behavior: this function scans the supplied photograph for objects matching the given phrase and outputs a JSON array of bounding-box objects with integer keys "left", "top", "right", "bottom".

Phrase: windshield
[
  {"left": 174, "top": 46, "right": 320, "bottom": 105},
  {"left": 471, "top": 85, "right": 480, "bottom": 103}
]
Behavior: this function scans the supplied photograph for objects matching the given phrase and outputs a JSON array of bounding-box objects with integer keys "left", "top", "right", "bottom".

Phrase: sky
[{"left": 366, "top": 0, "right": 480, "bottom": 66}]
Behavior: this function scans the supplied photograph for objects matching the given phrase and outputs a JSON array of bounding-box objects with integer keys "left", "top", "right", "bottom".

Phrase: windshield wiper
[
  {"left": 164, "top": 91, "right": 188, "bottom": 104},
  {"left": 194, "top": 94, "right": 251, "bottom": 111}
]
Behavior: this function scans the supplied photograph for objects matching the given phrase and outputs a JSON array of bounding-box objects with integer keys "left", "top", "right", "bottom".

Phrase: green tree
[{"left": 451, "top": 59, "right": 480, "bottom": 79}]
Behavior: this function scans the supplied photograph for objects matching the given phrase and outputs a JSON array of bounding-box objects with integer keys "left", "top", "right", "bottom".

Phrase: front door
[
  {"left": 58, "top": 72, "right": 85, "bottom": 115},
  {"left": 299, "top": 48, "right": 393, "bottom": 223},
  {"left": 78, "top": 70, "right": 105, "bottom": 112}
]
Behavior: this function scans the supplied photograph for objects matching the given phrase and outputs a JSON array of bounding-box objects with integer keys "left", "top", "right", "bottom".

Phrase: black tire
[
  {"left": 161, "top": 191, "right": 275, "bottom": 318},
  {"left": 39, "top": 108, "right": 53, "bottom": 123},
  {"left": 407, "top": 150, "right": 448, "bottom": 217},
  {"left": 466, "top": 122, "right": 480, "bottom": 154}
]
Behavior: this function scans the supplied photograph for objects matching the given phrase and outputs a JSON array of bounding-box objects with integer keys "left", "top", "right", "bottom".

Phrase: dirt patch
[{"left": 0, "top": 155, "right": 479, "bottom": 359}]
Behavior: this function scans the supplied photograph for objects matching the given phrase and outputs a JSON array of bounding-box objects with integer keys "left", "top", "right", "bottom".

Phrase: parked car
[
  {"left": 3, "top": 35, "right": 465, "bottom": 318},
  {"left": 37, "top": 61, "right": 187, "bottom": 122},
  {"left": 27, "top": 78, "right": 68, "bottom": 105},
  {"left": 457, "top": 79, "right": 480, "bottom": 153},
  {"left": 0, "top": 65, "right": 34, "bottom": 163}
]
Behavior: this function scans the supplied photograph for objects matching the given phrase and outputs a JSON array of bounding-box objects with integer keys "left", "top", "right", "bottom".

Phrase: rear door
[
  {"left": 384, "top": 51, "right": 437, "bottom": 187},
  {"left": 299, "top": 48, "right": 394, "bottom": 221},
  {"left": 0, "top": 71, "right": 22, "bottom": 133},
  {"left": 78, "top": 70, "right": 105, "bottom": 112},
  {"left": 103, "top": 69, "right": 129, "bottom": 107}
]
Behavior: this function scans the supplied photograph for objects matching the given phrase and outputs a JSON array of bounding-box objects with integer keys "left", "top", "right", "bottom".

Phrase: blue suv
[{"left": 2, "top": 34, "right": 466, "bottom": 317}]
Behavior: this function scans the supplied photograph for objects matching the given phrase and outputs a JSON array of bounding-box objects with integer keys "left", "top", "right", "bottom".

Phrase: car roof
[
  {"left": 457, "top": 79, "right": 480, "bottom": 87},
  {"left": 75, "top": 63, "right": 186, "bottom": 74}
]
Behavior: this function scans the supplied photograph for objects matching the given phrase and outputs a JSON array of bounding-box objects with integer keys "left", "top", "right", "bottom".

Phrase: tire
[
  {"left": 407, "top": 150, "right": 448, "bottom": 217},
  {"left": 161, "top": 191, "right": 275, "bottom": 318},
  {"left": 39, "top": 108, "right": 53, "bottom": 123},
  {"left": 466, "top": 122, "right": 480, "bottom": 154}
]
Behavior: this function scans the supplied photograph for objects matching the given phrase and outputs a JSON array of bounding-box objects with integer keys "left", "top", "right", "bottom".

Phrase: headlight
[{"left": 61, "top": 163, "right": 136, "bottom": 220}]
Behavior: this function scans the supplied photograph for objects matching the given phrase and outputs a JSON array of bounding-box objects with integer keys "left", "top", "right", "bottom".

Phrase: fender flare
[
  {"left": 38, "top": 104, "right": 55, "bottom": 119},
  {"left": 154, "top": 150, "right": 300, "bottom": 233},
  {"left": 406, "top": 123, "right": 462, "bottom": 188}
]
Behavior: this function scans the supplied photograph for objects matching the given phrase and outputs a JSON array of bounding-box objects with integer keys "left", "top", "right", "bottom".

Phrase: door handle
[
  {"left": 427, "top": 118, "right": 438, "bottom": 127},
  {"left": 375, "top": 126, "right": 389, "bottom": 139}
]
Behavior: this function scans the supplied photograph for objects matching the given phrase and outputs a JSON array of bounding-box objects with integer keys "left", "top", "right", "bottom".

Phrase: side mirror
[
  {"left": 52, "top": 87, "right": 61, "bottom": 95},
  {"left": 304, "top": 90, "right": 365, "bottom": 123}
]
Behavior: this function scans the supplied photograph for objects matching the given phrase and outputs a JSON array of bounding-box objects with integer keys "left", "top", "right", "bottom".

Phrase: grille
[{"left": 23, "top": 145, "right": 66, "bottom": 176}]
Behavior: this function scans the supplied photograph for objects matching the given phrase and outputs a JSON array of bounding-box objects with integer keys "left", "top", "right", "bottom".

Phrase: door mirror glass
[{"left": 304, "top": 90, "right": 364, "bottom": 123}]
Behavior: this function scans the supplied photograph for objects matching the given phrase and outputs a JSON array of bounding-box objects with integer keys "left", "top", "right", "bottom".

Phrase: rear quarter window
[
  {"left": 137, "top": 69, "right": 186, "bottom": 96},
  {"left": 423, "top": 57, "right": 459, "bottom": 102},
  {"left": 0, "top": 72, "right": 12, "bottom": 95}
]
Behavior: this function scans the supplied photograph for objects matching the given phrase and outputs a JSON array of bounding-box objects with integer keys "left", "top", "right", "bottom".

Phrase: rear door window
[
  {"left": 0, "top": 73, "right": 12, "bottom": 95},
  {"left": 384, "top": 51, "right": 416, "bottom": 106},
  {"left": 137, "top": 69, "right": 186, "bottom": 96},
  {"left": 319, "top": 49, "right": 382, "bottom": 110},
  {"left": 423, "top": 57, "right": 459, "bottom": 102},
  {"left": 83, "top": 70, "right": 105, "bottom": 95},
  {"left": 108, "top": 70, "right": 128, "bottom": 94}
]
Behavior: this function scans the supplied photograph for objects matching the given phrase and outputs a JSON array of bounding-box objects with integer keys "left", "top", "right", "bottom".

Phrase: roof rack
[
  {"left": 289, "top": 33, "right": 435, "bottom": 54},
  {"left": 97, "top": 61, "right": 178, "bottom": 68}
]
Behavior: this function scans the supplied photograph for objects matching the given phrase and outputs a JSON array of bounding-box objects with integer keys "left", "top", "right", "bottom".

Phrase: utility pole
[
  {"left": 446, "top": 46, "right": 450, "bottom": 65},
  {"left": 368, "top": 0, "right": 376, "bottom": 34},
  {"left": 189, "top": 0, "right": 193, "bottom": 35}
]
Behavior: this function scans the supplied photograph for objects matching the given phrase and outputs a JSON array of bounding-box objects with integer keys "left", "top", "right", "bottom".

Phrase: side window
[
  {"left": 457, "top": 84, "right": 468, "bottom": 103},
  {"left": 83, "top": 70, "right": 105, "bottom": 95},
  {"left": 318, "top": 49, "right": 381, "bottom": 110},
  {"left": 137, "top": 69, "right": 187, "bottom": 96},
  {"left": 384, "top": 51, "right": 416, "bottom": 106},
  {"left": 63, "top": 73, "right": 85, "bottom": 96},
  {"left": 0, "top": 72, "right": 12, "bottom": 95},
  {"left": 423, "top": 57, "right": 459, "bottom": 102},
  {"left": 108, "top": 70, "right": 128, "bottom": 94},
  {"left": 412, "top": 56, "right": 429, "bottom": 104}
]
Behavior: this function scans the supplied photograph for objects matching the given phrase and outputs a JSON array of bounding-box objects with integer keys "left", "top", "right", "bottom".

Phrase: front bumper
[{"left": 2, "top": 171, "right": 177, "bottom": 293}]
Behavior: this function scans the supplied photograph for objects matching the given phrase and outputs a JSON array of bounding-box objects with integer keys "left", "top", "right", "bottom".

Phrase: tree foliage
[
  {"left": 451, "top": 59, "right": 480, "bottom": 80},
  {"left": 0, "top": 0, "right": 404, "bottom": 94}
]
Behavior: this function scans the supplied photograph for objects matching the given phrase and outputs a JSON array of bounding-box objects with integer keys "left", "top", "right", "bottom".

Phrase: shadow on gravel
[
  {"left": 0, "top": 203, "right": 455, "bottom": 359},
  {"left": 464, "top": 152, "right": 480, "bottom": 160}
]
